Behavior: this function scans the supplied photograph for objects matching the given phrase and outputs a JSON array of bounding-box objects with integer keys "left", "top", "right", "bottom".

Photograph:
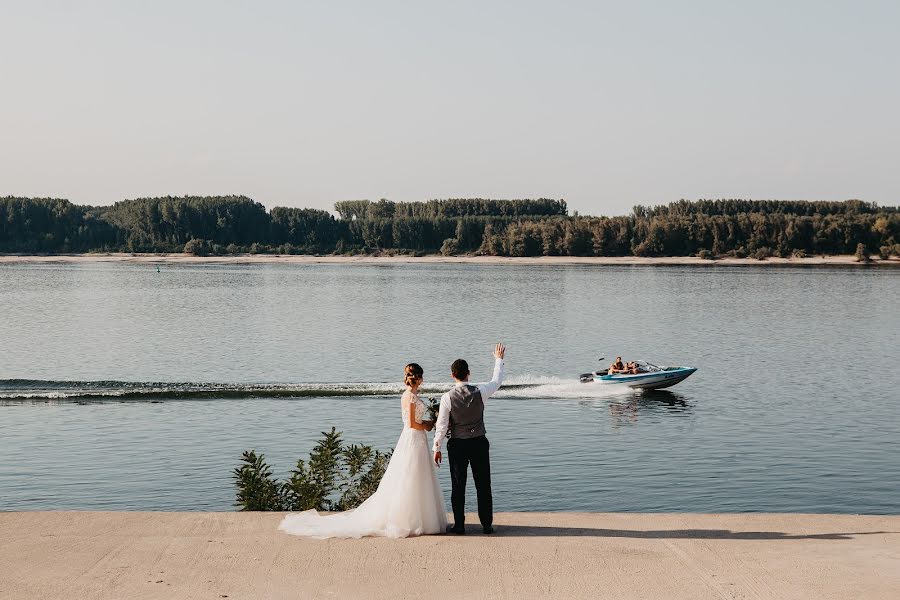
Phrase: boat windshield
[{"left": 633, "top": 361, "right": 662, "bottom": 372}]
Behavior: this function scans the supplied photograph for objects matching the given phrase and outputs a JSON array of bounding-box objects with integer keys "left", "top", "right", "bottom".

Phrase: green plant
[
  {"left": 855, "top": 242, "right": 870, "bottom": 263},
  {"left": 440, "top": 238, "right": 460, "bottom": 256},
  {"left": 338, "top": 445, "right": 391, "bottom": 510},
  {"left": 233, "top": 450, "right": 282, "bottom": 511},
  {"left": 697, "top": 249, "right": 715, "bottom": 260},
  {"left": 754, "top": 247, "right": 772, "bottom": 260},
  {"left": 234, "top": 427, "right": 392, "bottom": 512},
  {"left": 183, "top": 238, "right": 209, "bottom": 256}
]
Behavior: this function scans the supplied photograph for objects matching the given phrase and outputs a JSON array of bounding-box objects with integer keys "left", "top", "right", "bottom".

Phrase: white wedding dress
[{"left": 278, "top": 391, "right": 448, "bottom": 538}]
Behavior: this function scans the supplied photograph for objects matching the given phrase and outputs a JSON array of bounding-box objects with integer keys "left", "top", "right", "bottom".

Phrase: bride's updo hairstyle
[{"left": 404, "top": 363, "right": 424, "bottom": 388}]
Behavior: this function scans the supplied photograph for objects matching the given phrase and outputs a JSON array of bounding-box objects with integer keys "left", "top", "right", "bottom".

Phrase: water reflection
[
  {"left": 639, "top": 389, "right": 691, "bottom": 408},
  {"left": 604, "top": 390, "right": 692, "bottom": 428}
]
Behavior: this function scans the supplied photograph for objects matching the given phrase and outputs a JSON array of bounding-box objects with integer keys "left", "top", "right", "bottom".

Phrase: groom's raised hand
[
  {"left": 494, "top": 343, "right": 506, "bottom": 359},
  {"left": 433, "top": 451, "right": 442, "bottom": 467}
]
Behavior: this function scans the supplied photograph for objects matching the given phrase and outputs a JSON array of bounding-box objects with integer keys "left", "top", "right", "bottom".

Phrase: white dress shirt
[{"left": 432, "top": 358, "right": 505, "bottom": 453}]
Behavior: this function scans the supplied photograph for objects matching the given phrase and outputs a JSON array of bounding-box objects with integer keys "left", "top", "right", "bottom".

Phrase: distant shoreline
[{"left": 1, "top": 252, "right": 898, "bottom": 267}]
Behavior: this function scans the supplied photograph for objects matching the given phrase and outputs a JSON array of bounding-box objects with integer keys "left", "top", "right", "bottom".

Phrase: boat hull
[{"left": 590, "top": 367, "right": 696, "bottom": 390}]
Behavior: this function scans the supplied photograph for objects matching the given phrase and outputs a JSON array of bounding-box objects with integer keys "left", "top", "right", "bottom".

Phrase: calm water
[{"left": 1, "top": 262, "right": 898, "bottom": 513}]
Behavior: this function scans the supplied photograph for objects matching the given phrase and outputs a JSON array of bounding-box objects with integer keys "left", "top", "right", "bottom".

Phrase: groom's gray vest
[{"left": 449, "top": 384, "right": 486, "bottom": 439}]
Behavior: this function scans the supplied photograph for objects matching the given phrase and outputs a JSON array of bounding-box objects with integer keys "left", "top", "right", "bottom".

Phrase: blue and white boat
[{"left": 579, "top": 360, "right": 697, "bottom": 390}]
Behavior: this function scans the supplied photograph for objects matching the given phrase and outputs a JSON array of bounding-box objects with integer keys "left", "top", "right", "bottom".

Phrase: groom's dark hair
[{"left": 451, "top": 359, "right": 470, "bottom": 380}]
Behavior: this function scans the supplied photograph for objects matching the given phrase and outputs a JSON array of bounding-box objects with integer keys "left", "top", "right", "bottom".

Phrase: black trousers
[{"left": 447, "top": 435, "right": 492, "bottom": 529}]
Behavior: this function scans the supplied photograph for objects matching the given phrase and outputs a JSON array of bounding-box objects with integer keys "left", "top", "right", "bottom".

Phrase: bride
[{"left": 279, "top": 363, "right": 448, "bottom": 538}]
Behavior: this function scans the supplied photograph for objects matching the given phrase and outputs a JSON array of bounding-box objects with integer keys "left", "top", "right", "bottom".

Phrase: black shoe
[
  {"left": 446, "top": 524, "right": 466, "bottom": 535},
  {"left": 483, "top": 526, "right": 495, "bottom": 535}
]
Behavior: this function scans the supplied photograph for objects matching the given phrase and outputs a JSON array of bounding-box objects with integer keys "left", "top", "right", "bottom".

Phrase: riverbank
[
  {"left": 1, "top": 512, "right": 897, "bottom": 599},
  {"left": 1, "top": 252, "right": 899, "bottom": 267}
]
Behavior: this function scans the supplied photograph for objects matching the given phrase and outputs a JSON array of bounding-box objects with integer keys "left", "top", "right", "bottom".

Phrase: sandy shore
[
  {"left": 1, "top": 512, "right": 897, "bottom": 600},
  {"left": 1, "top": 252, "right": 898, "bottom": 267}
]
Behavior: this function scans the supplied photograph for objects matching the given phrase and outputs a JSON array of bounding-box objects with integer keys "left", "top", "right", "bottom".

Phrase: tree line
[
  {"left": 334, "top": 198, "right": 567, "bottom": 220},
  {"left": 1, "top": 195, "right": 897, "bottom": 258}
]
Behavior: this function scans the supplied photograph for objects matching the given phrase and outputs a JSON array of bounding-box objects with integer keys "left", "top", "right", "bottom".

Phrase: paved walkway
[{"left": 1, "top": 512, "right": 897, "bottom": 599}]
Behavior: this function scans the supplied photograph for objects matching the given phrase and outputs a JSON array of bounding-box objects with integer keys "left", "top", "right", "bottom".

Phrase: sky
[{"left": 1, "top": 0, "right": 897, "bottom": 216}]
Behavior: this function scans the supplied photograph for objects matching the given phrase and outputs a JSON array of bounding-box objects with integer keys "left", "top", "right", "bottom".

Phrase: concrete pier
[{"left": 1, "top": 512, "right": 897, "bottom": 599}]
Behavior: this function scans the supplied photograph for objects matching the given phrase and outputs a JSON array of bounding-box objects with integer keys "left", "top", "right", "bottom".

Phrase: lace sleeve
[{"left": 400, "top": 390, "right": 412, "bottom": 426}]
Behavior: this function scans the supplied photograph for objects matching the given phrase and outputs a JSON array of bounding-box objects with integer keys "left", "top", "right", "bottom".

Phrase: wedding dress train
[{"left": 278, "top": 392, "right": 448, "bottom": 539}]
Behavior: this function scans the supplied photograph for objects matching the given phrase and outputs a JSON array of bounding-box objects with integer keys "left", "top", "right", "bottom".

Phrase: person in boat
[{"left": 610, "top": 357, "right": 644, "bottom": 375}]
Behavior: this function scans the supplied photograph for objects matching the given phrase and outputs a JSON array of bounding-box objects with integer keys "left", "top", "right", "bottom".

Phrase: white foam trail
[
  {"left": 0, "top": 375, "right": 642, "bottom": 401},
  {"left": 495, "top": 375, "right": 637, "bottom": 399}
]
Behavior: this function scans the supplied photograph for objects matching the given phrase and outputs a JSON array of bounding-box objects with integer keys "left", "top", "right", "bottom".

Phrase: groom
[{"left": 433, "top": 343, "right": 506, "bottom": 535}]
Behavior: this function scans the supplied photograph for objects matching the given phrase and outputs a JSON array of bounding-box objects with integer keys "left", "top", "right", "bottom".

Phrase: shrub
[
  {"left": 791, "top": 249, "right": 807, "bottom": 259},
  {"left": 879, "top": 246, "right": 891, "bottom": 260},
  {"left": 698, "top": 249, "right": 715, "bottom": 260},
  {"left": 183, "top": 238, "right": 209, "bottom": 256},
  {"left": 754, "top": 247, "right": 772, "bottom": 260},
  {"left": 337, "top": 444, "right": 392, "bottom": 510},
  {"left": 440, "top": 238, "right": 460, "bottom": 256},
  {"left": 855, "top": 243, "right": 870, "bottom": 263},
  {"left": 233, "top": 427, "right": 392, "bottom": 512},
  {"left": 233, "top": 450, "right": 282, "bottom": 511}
]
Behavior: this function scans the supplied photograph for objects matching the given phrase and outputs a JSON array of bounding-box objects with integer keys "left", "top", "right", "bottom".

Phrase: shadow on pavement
[{"left": 486, "top": 526, "right": 897, "bottom": 540}]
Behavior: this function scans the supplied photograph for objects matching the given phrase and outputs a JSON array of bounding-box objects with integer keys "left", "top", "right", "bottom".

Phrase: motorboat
[{"left": 579, "top": 360, "right": 696, "bottom": 390}]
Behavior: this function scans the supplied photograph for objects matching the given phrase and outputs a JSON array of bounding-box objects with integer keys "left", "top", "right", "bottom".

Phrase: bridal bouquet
[{"left": 426, "top": 397, "right": 440, "bottom": 423}]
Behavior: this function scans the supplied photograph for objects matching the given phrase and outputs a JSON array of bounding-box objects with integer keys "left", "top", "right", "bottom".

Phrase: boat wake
[
  {"left": 0, "top": 375, "right": 639, "bottom": 403},
  {"left": 494, "top": 375, "right": 638, "bottom": 399}
]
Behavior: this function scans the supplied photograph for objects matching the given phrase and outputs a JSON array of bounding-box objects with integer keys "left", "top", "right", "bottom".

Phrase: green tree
[{"left": 3, "top": 196, "right": 897, "bottom": 258}]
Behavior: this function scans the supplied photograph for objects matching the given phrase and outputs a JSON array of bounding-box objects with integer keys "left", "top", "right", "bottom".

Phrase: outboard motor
[{"left": 580, "top": 357, "right": 608, "bottom": 382}]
